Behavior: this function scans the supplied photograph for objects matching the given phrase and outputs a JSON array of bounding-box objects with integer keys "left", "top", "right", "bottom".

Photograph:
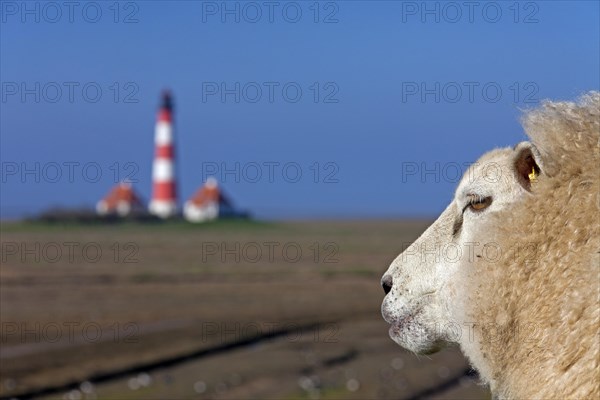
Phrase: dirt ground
[{"left": 0, "top": 220, "right": 491, "bottom": 399}]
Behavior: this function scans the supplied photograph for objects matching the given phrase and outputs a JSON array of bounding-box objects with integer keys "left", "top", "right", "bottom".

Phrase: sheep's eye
[{"left": 466, "top": 196, "right": 492, "bottom": 212}]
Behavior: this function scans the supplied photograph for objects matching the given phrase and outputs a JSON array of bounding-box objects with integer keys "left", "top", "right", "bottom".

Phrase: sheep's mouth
[
  {"left": 388, "top": 312, "right": 416, "bottom": 336},
  {"left": 386, "top": 308, "right": 444, "bottom": 355},
  {"left": 382, "top": 293, "right": 433, "bottom": 329},
  {"left": 385, "top": 304, "right": 423, "bottom": 331}
]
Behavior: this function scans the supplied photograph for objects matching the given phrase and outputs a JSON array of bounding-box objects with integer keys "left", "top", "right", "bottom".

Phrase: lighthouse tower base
[{"left": 149, "top": 200, "right": 178, "bottom": 219}]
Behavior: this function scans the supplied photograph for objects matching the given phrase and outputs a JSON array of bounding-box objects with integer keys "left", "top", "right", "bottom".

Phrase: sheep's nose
[{"left": 381, "top": 275, "right": 393, "bottom": 295}]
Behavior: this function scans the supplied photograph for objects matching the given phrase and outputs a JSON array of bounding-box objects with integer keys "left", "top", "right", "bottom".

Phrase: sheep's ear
[{"left": 513, "top": 142, "right": 543, "bottom": 191}]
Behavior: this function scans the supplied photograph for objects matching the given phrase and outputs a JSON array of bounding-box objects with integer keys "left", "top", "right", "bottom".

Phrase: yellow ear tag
[{"left": 528, "top": 167, "right": 537, "bottom": 182}]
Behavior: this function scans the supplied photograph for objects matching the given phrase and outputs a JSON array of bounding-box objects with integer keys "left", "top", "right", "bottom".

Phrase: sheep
[{"left": 381, "top": 92, "right": 599, "bottom": 399}]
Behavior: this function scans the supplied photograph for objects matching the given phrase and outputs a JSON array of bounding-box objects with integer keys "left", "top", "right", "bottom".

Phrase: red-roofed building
[
  {"left": 184, "top": 177, "right": 233, "bottom": 222},
  {"left": 96, "top": 183, "right": 144, "bottom": 217}
]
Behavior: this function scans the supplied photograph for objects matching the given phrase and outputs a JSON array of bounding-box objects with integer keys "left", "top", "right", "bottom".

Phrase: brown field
[{"left": 0, "top": 220, "right": 491, "bottom": 400}]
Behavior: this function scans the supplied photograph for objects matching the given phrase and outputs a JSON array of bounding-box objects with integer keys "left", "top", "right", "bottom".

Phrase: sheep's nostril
[
  {"left": 383, "top": 282, "right": 392, "bottom": 295},
  {"left": 381, "top": 275, "right": 393, "bottom": 295}
]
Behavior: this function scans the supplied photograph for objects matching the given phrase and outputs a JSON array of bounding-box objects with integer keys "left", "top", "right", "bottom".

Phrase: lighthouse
[{"left": 148, "top": 91, "right": 178, "bottom": 218}]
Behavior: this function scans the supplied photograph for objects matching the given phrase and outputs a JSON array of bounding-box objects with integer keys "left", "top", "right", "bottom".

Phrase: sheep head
[
  {"left": 380, "top": 142, "right": 544, "bottom": 354},
  {"left": 381, "top": 92, "right": 599, "bottom": 399}
]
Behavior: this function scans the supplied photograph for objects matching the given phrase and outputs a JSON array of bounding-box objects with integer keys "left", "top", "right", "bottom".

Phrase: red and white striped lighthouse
[{"left": 148, "top": 91, "right": 178, "bottom": 218}]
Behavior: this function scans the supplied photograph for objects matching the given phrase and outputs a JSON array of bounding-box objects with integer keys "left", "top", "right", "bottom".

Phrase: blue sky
[{"left": 1, "top": 1, "right": 599, "bottom": 219}]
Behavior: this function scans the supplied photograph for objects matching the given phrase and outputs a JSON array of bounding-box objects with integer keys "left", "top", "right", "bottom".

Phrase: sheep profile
[{"left": 381, "top": 92, "right": 599, "bottom": 399}]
